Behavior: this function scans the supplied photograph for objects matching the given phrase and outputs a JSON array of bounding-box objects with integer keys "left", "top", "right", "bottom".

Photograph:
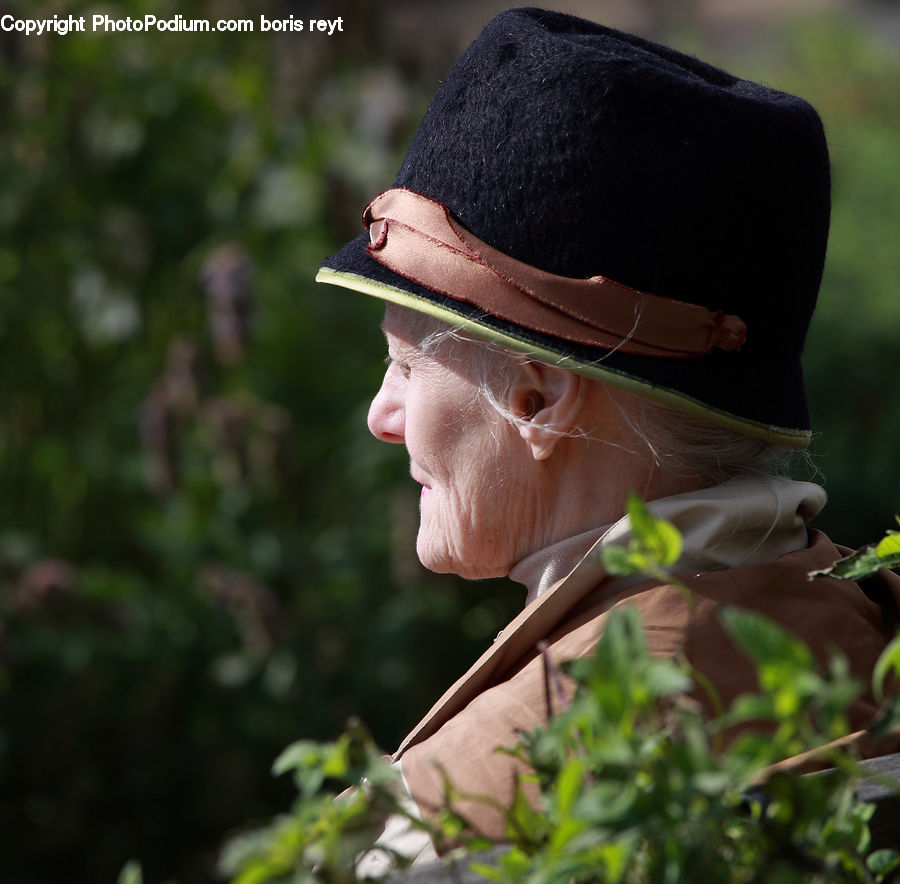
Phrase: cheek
[
  {"left": 405, "top": 387, "right": 472, "bottom": 475},
  {"left": 422, "top": 427, "right": 539, "bottom": 578}
]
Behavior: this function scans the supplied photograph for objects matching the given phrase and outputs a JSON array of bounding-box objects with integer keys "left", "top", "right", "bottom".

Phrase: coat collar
[{"left": 394, "top": 477, "right": 826, "bottom": 758}]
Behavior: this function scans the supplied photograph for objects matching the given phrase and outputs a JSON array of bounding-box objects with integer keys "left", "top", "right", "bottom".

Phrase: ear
[{"left": 508, "top": 361, "right": 586, "bottom": 460}]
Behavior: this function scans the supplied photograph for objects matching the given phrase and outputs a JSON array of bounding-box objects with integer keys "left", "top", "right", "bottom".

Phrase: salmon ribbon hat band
[{"left": 364, "top": 188, "right": 747, "bottom": 360}]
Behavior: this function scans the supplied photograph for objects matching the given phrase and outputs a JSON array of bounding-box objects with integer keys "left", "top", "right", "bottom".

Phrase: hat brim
[{"left": 318, "top": 232, "right": 811, "bottom": 448}]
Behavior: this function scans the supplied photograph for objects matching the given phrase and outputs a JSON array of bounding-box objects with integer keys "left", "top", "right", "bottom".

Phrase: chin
[
  {"left": 415, "top": 535, "right": 455, "bottom": 575},
  {"left": 416, "top": 534, "right": 509, "bottom": 581}
]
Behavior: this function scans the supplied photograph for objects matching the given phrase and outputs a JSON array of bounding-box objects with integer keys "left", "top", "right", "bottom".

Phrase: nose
[{"left": 367, "top": 368, "right": 406, "bottom": 444}]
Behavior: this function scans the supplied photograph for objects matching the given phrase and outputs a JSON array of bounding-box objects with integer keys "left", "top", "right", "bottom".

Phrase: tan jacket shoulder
[{"left": 398, "top": 531, "right": 900, "bottom": 839}]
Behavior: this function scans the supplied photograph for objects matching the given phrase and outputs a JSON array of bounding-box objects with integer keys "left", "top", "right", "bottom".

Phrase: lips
[{"left": 411, "top": 468, "right": 432, "bottom": 497}]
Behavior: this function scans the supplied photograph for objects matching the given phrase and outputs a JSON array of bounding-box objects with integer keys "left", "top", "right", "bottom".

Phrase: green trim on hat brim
[{"left": 316, "top": 267, "right": 811, "bottom": 449}]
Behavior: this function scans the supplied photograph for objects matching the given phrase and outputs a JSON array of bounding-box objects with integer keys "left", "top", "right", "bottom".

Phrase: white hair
[{"left": 407, "top": 311, "right": 817, "bottom": 485}]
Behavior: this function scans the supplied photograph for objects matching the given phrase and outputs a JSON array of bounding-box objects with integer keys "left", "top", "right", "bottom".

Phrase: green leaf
[
  {"left": 555, "top": 757, "right": 585, "bottom": 816},
  {"left": 724, "top": 693, "right": 776, "bottom": 725},
  {"left": 647, "top": 519, "right": 683, "bottom": 568},
  {"left": 809, "top": 528, "right": 900, "bottom": 581},
  {"left": 868, "top": 848, "right": 900, "bottom": 878},
  {"left": 718, "top": 607, "right": 812, "bottom": 670},
  {"left": 875, "top": 531, "right": 900, "bottom": 558},
  {"left": 867, "top": 693, "right": 900, "bottom": 738},
  {"left": 116, "top": 861, "right": 143, "bottom": 884},
  {"left": 640, "top": 659, "right": 693, "bottom": 697},
  {"left": 468, "top": 861, "right": 504, "bottom": 882},
  {"left": 873, "top": 633, "right": 900, "bottom": 701},
  {"left": 272, "top": 740, "right": 320, "bottom": 778},
  {"left": 626, "top": 492, "right": 683, "bottom": 568},
  {"left": 597, "top": 605, "right": 649, "bottom": 676},
  {"left": 627, "top": 492, "right": 655, "bottom": 539},
  {"left": 602, "top": 544, "right": 638, "bottom": 576},
  {"left": 505, "top": 777, "right": 548, "bottom": 844},
  {"left": 601, "top": 493, "right": 683, "bottom": 576}
]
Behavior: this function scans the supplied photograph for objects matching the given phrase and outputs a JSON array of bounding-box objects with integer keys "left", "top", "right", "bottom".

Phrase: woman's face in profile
[{"left": 367, "top": 305, "right": 536, "bottom": 580}]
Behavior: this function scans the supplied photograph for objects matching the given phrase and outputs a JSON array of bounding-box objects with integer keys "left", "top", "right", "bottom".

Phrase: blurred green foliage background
[{"left": 0, "top": 1, "right": 897, "bottom": 881}]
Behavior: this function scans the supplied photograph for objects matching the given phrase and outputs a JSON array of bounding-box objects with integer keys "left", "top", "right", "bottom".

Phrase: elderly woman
[{"left": 317, "top": 7, "right": 900, "bottom": 864}]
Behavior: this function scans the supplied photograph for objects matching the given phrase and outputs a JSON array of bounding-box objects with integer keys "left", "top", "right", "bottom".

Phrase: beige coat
[{"left": 396, "top": 529, "right": 900, "bottom": 840}]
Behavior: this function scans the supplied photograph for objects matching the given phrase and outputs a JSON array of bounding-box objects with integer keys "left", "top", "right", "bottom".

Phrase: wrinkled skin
[{"left": 367, "top": 304, "right": 696, "bottom": 580}]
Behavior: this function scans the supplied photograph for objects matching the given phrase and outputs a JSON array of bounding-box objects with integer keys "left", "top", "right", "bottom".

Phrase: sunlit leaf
[
  {"left": 601, "top": 494, "right": 683, "bottom": 576},
  {"left": 809, "top": 527, "right": 900, "bottom": 581},
  {"left": 875, "top": 532, "right": 900, "bottom": 558},
  {"left": 626, "top": 492, "right": 683, "bottom": 568}
]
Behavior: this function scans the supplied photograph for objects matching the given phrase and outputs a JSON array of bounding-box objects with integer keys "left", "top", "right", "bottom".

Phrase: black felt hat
[{"left": 317, "top": 7, "right": 830, "bottom": 446}]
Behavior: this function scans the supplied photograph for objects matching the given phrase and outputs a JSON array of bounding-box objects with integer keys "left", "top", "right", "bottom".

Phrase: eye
[{"left": 384, "top": 354, "right": 411, "bottom": 379}]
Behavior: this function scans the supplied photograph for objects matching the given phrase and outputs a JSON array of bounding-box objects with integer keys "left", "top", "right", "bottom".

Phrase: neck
[
  {"left": 510, "top": 475, "right": 826, "bottom": 604},
  {"left": 522, "top": 431, "right": 707, "bottom": 556}
]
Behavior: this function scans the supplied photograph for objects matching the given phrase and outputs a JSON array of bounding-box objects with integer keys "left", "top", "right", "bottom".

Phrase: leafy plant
[
  {"left": 220, "top": 602, "right": 900, "bottom": 883},
  {"left": 218, "top": 500, "right": 900, "bottom": 883},
  {"left": 219, "top": 721, "right": 414, "bottom": 884},
  {"left": 600, "top": 492, "right": 683, "bottom": 581},
  {"left": 492, "top": 604, "right": 899, "bottom": 884}
]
